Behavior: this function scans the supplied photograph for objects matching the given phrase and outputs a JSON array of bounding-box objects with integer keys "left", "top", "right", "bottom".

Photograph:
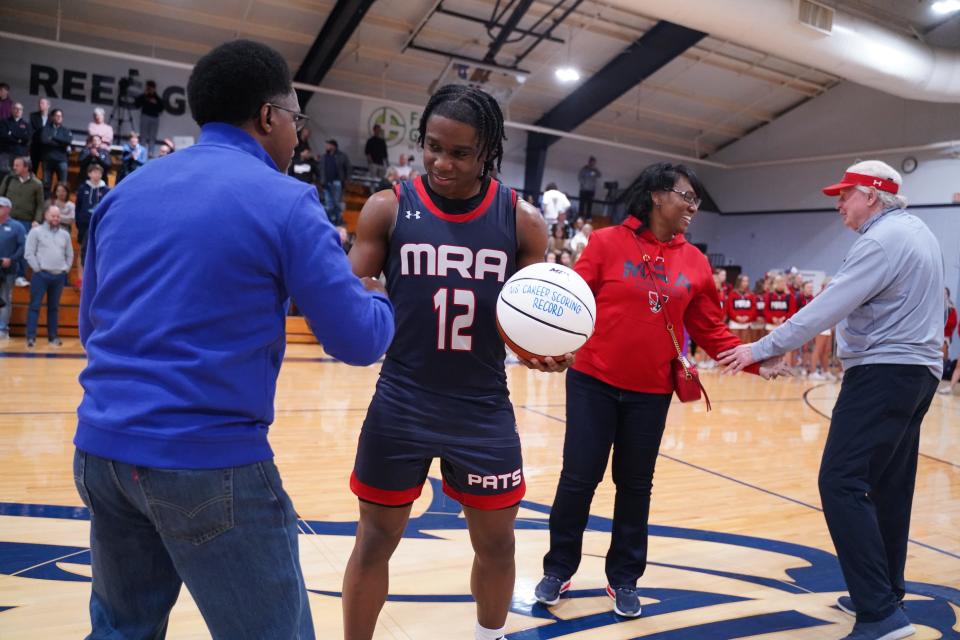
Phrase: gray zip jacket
[{"left": 752, "top": 208, "right": 944, "bottom": 378}]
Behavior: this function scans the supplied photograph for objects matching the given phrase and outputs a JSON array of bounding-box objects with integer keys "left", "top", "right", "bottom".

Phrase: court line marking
[
  {"left": 518, "top": 404, "right": 960, "bottom": 562},
  {"left": 802, "top": 384, "right": 960, "bottom": 470},
  {"left": 10, "top": 549, "right": 90, "bottom": 577}
]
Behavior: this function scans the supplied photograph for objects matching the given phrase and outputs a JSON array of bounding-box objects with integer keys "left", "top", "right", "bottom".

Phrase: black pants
[
  {"left": 543, "top": 369, "right": 672, "bottom": 587},
  {"left": 578, "top": 190, "right": 595, "bottom": 218},
  {"left": 819, "top": 364, "right": 937, "bottom": 623}
]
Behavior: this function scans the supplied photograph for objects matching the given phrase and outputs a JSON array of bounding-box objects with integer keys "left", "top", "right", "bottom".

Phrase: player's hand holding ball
[{"left": 497, "top": 263, "right": 596, "bottom": 373}]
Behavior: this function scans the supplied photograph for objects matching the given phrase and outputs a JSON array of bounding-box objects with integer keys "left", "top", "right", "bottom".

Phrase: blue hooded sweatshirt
[{"left": 74, "top": 123, "right": 394, "bottom": 468}]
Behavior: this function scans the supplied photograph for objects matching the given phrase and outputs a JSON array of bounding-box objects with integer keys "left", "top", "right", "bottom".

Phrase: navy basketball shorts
[{"left": 350, "top": 430, "right": 525, "bottom": 510}]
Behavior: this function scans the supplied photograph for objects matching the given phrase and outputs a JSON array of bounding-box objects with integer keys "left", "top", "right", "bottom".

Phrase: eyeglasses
[
  {"left": 266, "top": 103, "right": 310, "bottom": 132},
  {"left": 666, "top": 188, "right": 701, "bottom": 208}
]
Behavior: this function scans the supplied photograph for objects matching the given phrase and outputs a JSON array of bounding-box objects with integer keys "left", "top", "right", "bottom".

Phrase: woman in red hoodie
[{"left": 533, "top": 162, "right": 784, "bottom": 618}]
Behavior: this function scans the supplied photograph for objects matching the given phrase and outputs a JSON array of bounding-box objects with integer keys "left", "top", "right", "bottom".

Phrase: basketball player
[
  {"left": 343, "top": 84, "right": 564, "bottom": 640},
  {"left": 727, "top": 274, "right": 757, "bottom": 343}
]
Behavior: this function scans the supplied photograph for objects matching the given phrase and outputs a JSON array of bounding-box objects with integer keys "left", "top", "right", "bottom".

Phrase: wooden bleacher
[{"left": 11, "top": 167, "right": 593, "bottom": 345}]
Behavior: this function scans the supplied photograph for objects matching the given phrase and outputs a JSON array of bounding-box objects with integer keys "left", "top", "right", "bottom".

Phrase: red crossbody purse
[{"left": 641, "top": 254, "right": 712, "bottom": 411}]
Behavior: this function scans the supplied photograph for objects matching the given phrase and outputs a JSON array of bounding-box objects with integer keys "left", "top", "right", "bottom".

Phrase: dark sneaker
[
  {"left": 534, "top": 575, "right": 571, "bottom": 606},
  {"left": 840, "top": 607, "right": 914, "bottom": 639},
  {"left": 837, "top": 595, "right": 905, "bottom": 618},
  {"left": 606, "top": 584, "right": 641, "bottom": 617},
  {"left": 26, "top": 337, "right": 35, "bottom": 348},
  {"left": 49, "top": 337, "right": 62, "bottom": 346}
]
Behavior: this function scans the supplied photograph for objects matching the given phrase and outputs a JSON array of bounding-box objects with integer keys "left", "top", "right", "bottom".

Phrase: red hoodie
[{"left": 573, "top": 217, "right": 759, "bottom": 394}]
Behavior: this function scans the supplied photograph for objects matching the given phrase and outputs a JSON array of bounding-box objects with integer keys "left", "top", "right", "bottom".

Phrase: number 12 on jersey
[{"left": 433, "top": 288, "right": 475, "bottom": 351}]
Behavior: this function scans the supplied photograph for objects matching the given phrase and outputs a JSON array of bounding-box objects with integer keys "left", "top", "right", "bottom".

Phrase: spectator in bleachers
[
  {"left": 49, "top": 183, "right": 75, "bottom": 230},
  {"left": 87, "top": 107, "right": 114, "bottom": 150},
  {"left": 134, "top": 80, "right": 163, "bottom": 154},
  {"left": 541, "top": 182, "right": 571, "bottom": 228},
  {"left": 1, "top": 103, "right": 31, "bottom": 179},
  {"left": 374, "top": 166, "right": 399, "bottom": 193},
  {"left": 295, "top": 126, "right": 313, "bottom": 156},
  {"left": 569, "top": 222, "right": 592, "bottom": 259},
  {"left": 0, "top": 157, "right": 44, "bottom": 286},
  {"left": 78, "top": 135, "right": 111, "bottom": 180},
  {"left": 547, "top": 222, "right": 569, "bottom": 254},
  {"left": 119, "top": 132, "right": 147, "bottom": 181},
  {"left": 319, "top": 138, "right": 351, "bottom": 225},
  {"left": 0, "top": 83, "right": 11, "bottom": 121},
  {"left": 0, "top": 196, "right": 25, "bottom": 340},
  {"left": 24, "top": 203, "right": 72, "bottom": 347},
  {"left": 288, "top": 146, "right": 318, "bottom": 186},
  {"left": 390, "top": 153, "right": 413, "bottom": 180},
  {"left": 577, "top": 156, "right": 601, "bottom": 219},
  {"left": 29, "top": 97, "right": 50, "bottom": 173},
  {"left": 364, "top": 124, "right": 388, "bottom": 180},
  {"left": 75, "top": 163, "right": 109, "bottom": 266},
  {"left": 40, "top": 108, "right": 71, "bottom": 197},
  {"left": 155, "top": 139, "right": 174, "bottom": 157},
  {"left": 558, "top": 248, "right": 574, "bottom": 268}
]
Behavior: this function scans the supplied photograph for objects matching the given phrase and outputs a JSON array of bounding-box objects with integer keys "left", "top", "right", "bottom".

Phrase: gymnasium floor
[{"left": 0, "top": 341, "right": 957, "bottom": 639}]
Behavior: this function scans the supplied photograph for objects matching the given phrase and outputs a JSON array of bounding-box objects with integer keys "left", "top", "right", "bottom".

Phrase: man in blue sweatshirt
[
  {"left": 73, "top": 40, "right": 395, "bottom": 639},
  {"left": 719, "top": 160, "right": 943, "bottom": 640}
]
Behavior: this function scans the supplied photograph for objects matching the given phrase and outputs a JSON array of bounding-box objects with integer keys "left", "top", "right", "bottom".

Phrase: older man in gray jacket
[
  {"left": 25, "top": 203, "right": 73, "bottom": 347},
  {"left": 719, "top": 160, "right": 943, "bottom": 640}
]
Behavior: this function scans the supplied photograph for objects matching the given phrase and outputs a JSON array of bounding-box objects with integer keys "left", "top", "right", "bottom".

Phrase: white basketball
[{"left": 496, "top": 262, "right": 596, "bottom": 360}]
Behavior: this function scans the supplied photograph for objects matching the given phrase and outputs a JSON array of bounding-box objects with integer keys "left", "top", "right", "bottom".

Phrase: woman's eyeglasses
[{"left": 666, "top": 188, "right": 701, "bottom": 208}]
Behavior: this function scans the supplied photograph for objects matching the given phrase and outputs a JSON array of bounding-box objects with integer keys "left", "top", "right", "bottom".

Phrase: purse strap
[
  {"left": 632, "top": 230, "right": 712, "bottom": 410},
  {"left": 641, "top": 255, "right": 689, "bottom": 369}
]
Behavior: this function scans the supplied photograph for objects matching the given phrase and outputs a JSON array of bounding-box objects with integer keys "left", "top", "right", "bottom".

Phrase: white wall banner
[{"left": 0, "top": 37, "right": 198, "bottom": 143}]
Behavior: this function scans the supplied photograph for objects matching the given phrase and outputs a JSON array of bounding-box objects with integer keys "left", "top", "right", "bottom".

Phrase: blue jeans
[
  {"left": 74, "top": 449, "right": 315, "bottom": 639},
  {"left": 26, "top": 270, "right": 66, "bottom": 339},
  {"left": 0, "top": 272, "right": 13, "bottom": 332},
  {"left": 543, "top": 369, "right": 672, "bottom": 587},
  {"left": 43, "top": 158, "right": 68, "bottom": 196},
  {"left": 322, "top": 180, "right": 343, "bottom": 225}
]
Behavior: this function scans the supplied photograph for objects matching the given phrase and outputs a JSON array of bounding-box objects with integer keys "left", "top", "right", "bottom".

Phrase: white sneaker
[
  {"left": 808, "top": 372, "right": 826, "bottom": 381},
  {"left": 825, "top": 371, "right": 838, "bottom": 381},
  {"left": 939, "top": 385, "right": 954, "bottom": 395},
  {"left": 14, "top": 277, "right": 29, "bottom": 287}
]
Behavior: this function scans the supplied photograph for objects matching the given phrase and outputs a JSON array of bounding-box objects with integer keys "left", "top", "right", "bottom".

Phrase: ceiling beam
[
  {"left": 525, "top": 20, "right": 706, "bottom": 194},
  {"left": 484, "top": 0, "right": 538, "bottom": 64},
  {"left": 294, "top": 0, "right": 378, "bottom": 107}
]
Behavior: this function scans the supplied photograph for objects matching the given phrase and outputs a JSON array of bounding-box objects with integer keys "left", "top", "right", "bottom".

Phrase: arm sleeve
[
  {"left": 753, "top": 238, "right": 889, "bottom": 361},
  {"left": 280, "top": 190, "right": 395, "bottom": 366},
  {"left": 40, "top": 127, "right": 52, "bottom": 146},
  {"left": 33, "top": 185, "right": 44, "bottom": 222},
  {"left": 24, "top": 230, "right": 39, "bottom": 273},
  {"left": 572, "top": 232, "right": 604, "bottom": 295},
  {"left": 685, "top": 274, "right": 761, "bottom": 375},
  {"left": 11, "top": 226, "right": 25, "bottom": 261},
  {"left": 64, "top": 231, "right": 74, "bottom": 269},
  {"left": 78, "top": 211, "right": 100, "bottom": 345}
]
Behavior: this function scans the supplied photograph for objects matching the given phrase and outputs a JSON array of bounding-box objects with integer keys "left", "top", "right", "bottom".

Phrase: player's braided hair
[{"left": 417, "top": 84, "right": 506, "bottom": 177}]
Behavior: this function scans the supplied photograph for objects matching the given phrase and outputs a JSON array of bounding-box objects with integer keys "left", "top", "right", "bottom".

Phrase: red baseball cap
[{"left": 822, "top": 171, "right": 900, "bottom": 196}]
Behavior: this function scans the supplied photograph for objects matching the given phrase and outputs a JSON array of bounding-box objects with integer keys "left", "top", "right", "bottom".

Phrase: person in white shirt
[{"left": 541, "top": 183, "right": 570, "bottom": 227}]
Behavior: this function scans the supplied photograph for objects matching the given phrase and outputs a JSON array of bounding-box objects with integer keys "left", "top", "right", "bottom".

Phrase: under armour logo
[
  {"left": 405, "top": 210, "right": 421, "bottom": 220},
  {"left": 649, "top": 291, "right": 669, "bottom": 313},
  {"left": 872, "top": 179, "right": 883, "bottom": 187}
]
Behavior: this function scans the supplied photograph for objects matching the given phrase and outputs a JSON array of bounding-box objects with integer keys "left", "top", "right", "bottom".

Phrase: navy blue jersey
[{"left": 364, "top": 176, "right": 520, "bottom": 445}]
